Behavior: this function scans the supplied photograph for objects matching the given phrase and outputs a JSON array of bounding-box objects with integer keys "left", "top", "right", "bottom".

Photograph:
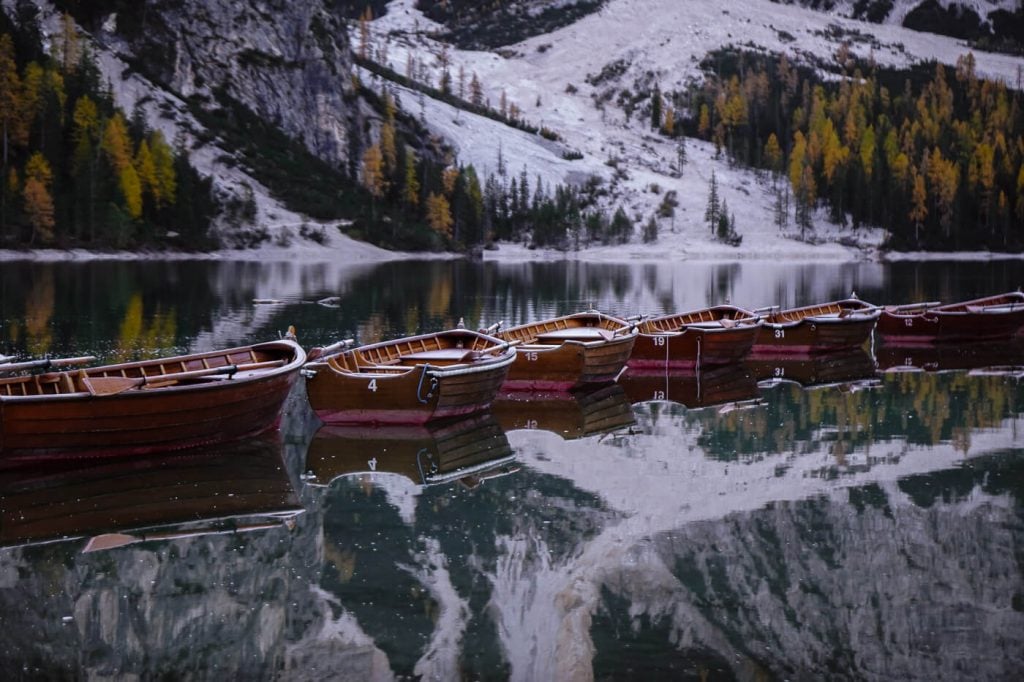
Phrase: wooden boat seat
[
  {"left": 399, "top": 348, "right": 479, "bottom": 363},
  {"left": 534, "top": 328, "right": 615, "bottom": 342},
  {"left": 684, "top": 321, "right": 728, "bottom": 329}
]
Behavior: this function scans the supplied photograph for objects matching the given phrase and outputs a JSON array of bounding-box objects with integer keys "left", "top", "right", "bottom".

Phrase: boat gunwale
[{"left": 0, "top": 339, "right": 305, "bottom": 403}]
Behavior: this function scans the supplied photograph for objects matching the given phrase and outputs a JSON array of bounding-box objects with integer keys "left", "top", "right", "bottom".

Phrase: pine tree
[
  {"left": 650, "top": 83, "right": 662, "bottom": 131},
  {"left": 0, "top": 34, "right": 21, "bottom": 168},
  {"left": 426, "top": 192, "right": 452, "bottom": 237},
  {"left": 643, "top": 215, "right": 658, "bottom": 243},
  {"left": 361, "top": 143, "right": 386, "bottom": 222},
  {"left": 402, "top": 151, "right": 419, "bottom": 208},
  {"left": 704, "top": 170, "right": 720, "bottom": 235},
  {"left": 358, "top": 7, "right": 372, "bottom": 60},
  {"left": 469, "top": 72, "right": 484, "bottom": 106},
  {"left": 23, "top": 151, "right": 53, "bottom": 244},
  {"left": 662, "top": 106, "right": 675, "bottom": 136}
]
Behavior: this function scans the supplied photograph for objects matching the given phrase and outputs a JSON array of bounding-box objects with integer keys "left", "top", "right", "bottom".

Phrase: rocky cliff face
[{"left": 67, "top": 0, "right": 360, "bottom": 169}]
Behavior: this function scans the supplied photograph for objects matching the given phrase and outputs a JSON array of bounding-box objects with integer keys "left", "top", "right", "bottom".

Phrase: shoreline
[{"left": 4, "top": 243, "right": 1024, "bottom": 264}]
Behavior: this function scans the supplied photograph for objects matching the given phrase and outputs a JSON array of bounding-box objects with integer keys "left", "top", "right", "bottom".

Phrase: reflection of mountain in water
[
  {"left": 593, "top": 454, "right": 1024, "bottom": 679},
  {"left": 2, "top": 364, "right": 1024, "bottom": 678}
]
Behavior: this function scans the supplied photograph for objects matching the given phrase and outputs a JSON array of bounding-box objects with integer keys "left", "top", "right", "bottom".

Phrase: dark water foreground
[{"left": 0, "top": 258, "right": 1023, "bottom": 680}]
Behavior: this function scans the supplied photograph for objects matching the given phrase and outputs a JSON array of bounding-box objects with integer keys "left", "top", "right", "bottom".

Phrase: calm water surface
[{"left": 1, "top": 258, "right": 1023, "bottom": 680}]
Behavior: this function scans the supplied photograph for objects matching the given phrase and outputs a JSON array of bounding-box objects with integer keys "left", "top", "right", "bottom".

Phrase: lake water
[{"left": 1, "top": 258, "right": 1023, "bottom": 679}]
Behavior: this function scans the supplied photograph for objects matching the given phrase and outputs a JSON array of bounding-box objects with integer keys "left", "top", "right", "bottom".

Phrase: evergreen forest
[
  {"left": 0, "top": 12, "right": 217, "bottom": 250},
  {"left": 668, "top": 48, "right": 1024, "bottom": 250}
]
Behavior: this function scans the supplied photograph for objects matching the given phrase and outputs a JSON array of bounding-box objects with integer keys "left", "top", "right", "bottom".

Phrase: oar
[
  {"left": 481, "top": 321, "right": 504, "bottom": 335},
  {"left": 82, "top": 521, "right": 286, "bottom": 553},
  {"left": 0, "top": 355, "right": 96, "bottom": 373},
  {"left": 883, "top": 301, "right": 942, "bottom": 313},
  {"left": 307, "top": 338, "right": 355, "bottom": 361},
  {"left": 82, "top": 359, "right": 286, "bottom": 396},
  {"left": 469, "top": 339, "right": 522, "bottom": 359}
]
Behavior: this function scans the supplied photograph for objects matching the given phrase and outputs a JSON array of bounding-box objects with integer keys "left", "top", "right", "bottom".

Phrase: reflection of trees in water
[
  {"left": 675, "top": 371, "right": 1024, "bottom": 462},
  {"left": 0, "top": 261, "right": 229, "bottom": 359}
]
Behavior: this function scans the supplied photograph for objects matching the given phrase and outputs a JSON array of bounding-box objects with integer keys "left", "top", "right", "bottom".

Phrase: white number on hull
[
  {"left": 368, "top": 379, "right": 378, "bottom": 392},
  {"left": 774, "top": 328, "right": 785, "bottom": 339}
]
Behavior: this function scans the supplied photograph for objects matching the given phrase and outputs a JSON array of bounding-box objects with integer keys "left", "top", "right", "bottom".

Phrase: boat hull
[
  {"left": 630, "top": 324, "right": 759, "bottom": 369},
  {"left": 631, "top": 305, "right": 760, "bottom": 369},
  {"left": 307, "top": 358, "right": 512, "bottom": 425},
  {"left": 498, "top": 312, "right": 637, "bottom": 391},
  {"left": 877, "top": 310, "right": 1024, "bottom": 344},
  {"left": 502, "top": 334, "right": 635, "bottom": 391},
  {"left": 751, "top": 316, "right": 877, "bottom": 355},
  {"left": 0, "top": 341, "right": 304, "bottom": 463}
]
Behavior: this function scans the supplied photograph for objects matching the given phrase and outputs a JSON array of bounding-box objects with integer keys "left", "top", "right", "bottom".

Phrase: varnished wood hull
[
  {"left": 0, "top": 340, "right": 304, "bottom": 462},
  {"left": 305, "top": 413, "right": 515, "bottom": 486},
  {"left": 305, "top": 329, "right": 515, "bottom": 424},
  {"left": 631, "top": 305, "right": 760, "bottom": 369},
  {"left": 0, "top": 435, "right": 302, "bottom": 549},
  {"left": 492, "top": 383, "right": 635, "bottom": 439},
  {"left": 307, "top": 360, "right": 511, "bottom": 424},
  {"left": 498, "top": 312, "right": 637, "bottom": 391},
  {"left": 618, "top": 363, "right": 759, "bottom": 409},
  {"left": 751, "top": 299, "right": 879, "bottom": 355},
  {"left": 877, "top": 292, "right": 1024, "bottom": 344},
  {"left": 503, "top": 334, "right": 636, "bottom": 391}
]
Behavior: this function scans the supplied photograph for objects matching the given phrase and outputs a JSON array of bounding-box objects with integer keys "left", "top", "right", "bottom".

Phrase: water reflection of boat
[
  {"left": 746, "top": 349, "right": 878, "bottom": 389},
  {"left": 496, "top": 312, "right": 637, "bottom": 391},
  {"left": 877, "top": 291, "right": 1024, "bottom": 344},
  {"left": 617, "top": 363, "right": 760, "bottom": 409},
  {"left": 492, "top": 383, "right": 635, "bottom": 440},
  {"left": 750, "top": 297, "right": 879, "bottom": 355},
  {"left": 629, "top": 305, "right": 761, "bottom": 369},
  {"left": 0, "top": 338, "right": 305, "bottom": 462},
  {"left": 304, "top": 328, "right": 515, "bottom": 425},
  {"left": 877, "top": 339, "right": 1024, "bottom": 374},
  {"left": 304, "top": 413, "right": 516, "bottom": 487},
  {"left": 0, "top": 436, "right": 303, "bottom": 550}
]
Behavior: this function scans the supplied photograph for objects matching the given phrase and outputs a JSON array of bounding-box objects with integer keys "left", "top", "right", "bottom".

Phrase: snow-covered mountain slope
[{"left": 365, "top": 0, "right": 1024, "bottom": 261}]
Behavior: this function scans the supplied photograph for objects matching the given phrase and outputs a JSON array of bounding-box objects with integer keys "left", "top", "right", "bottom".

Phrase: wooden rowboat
[
  {"left": 496, "top": 312, "right": 637, "bottom": 391},
  {"left": 750, "top": 297, "right": 880, "bottom": 355},
  {"left": 304, "top": 413, "right": 516, "bottom": 488},
  {"left": 630, "top": 305, "right": 761, "bottom": 369},
  {"left": 0, "top": 338, "right": 305, "bottom": 462},
  {"left": 876, "top": 291, "right": 1024, "bottom": 344},
  {"left": 304, "top": 328, "right": 516, "bottom": 425}
]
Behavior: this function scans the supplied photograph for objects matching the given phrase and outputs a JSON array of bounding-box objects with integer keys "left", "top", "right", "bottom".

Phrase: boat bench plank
[
  {"left": 399, "top": 349, "right": 478, "bottom": 362},
  {"left": 534, "top": 328, "right": 614, "bottom": 342}
]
